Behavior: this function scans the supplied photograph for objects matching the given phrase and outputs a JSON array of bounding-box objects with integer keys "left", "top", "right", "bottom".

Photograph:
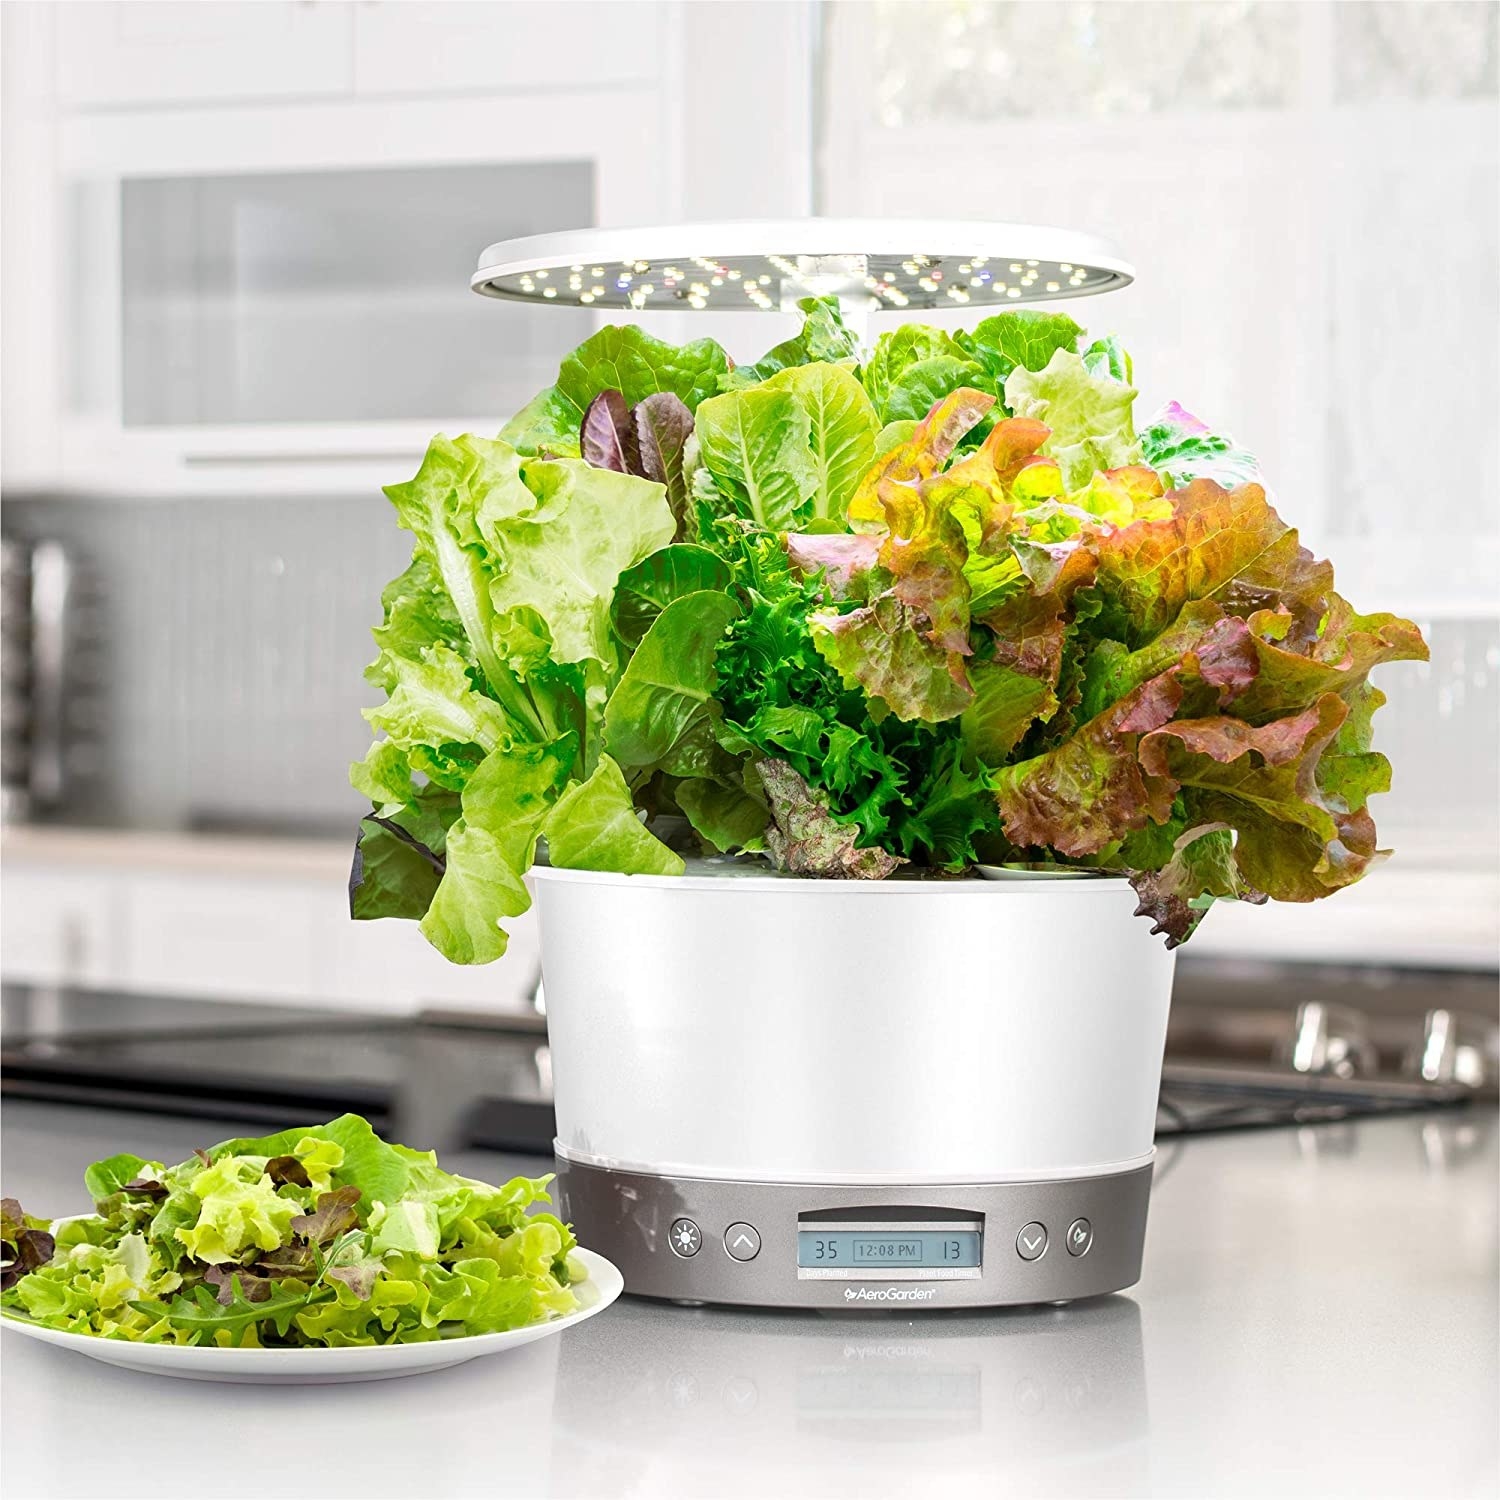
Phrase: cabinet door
[
  {"left": 56, "top": 2, "right": 354, "bottom": 109},
  {"left": 0, "top": 869, "right": 118, "bottom": 986},
  {"left": 119, "top": 873, "right": 320, "bottom": 1002},
  {"left": 353, "top": 1, "right": 662, "bottom": 97}
]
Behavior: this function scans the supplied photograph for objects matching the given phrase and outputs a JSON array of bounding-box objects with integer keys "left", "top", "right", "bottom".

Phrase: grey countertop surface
[{"left": 1, "top": 1100, "right": 1495, "bottom": 1500}]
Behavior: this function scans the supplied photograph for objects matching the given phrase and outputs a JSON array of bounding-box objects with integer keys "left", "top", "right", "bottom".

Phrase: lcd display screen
[{"left": 797, "top": 1229, "right": 982, "bottom": 1270}]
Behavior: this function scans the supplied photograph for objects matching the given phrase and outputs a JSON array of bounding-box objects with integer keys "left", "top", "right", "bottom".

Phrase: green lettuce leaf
[
  {"left": 861, "top": 325, "right": 971, "bottom": 414},
  {"left": 961, "top": 310, "right": 1084, "bottom": 388},
  {"left": 1140, "top": 401, "right": 1260, "bottom": 490},
  {"left": 348, "top": 787, "right": 458, "bottom": 923},
  {"left": 604, "top": 591, "right": 740, "bottom": 768},
  {"left": 500, "top": 325, "right": 730, "bottom": 454},
  {"left": 543, "top": 755, "right": 685, "bottom": 876},
  {"left": 763, "top": 362, "right": 880, "bottom": 524},
  {"left": 694, "top": 387, "right": 817, "bottom": 531},
  {"left": 174, "top": 1157, "right": 298, "bottom": 1264},
  {"left": 488, "top": 458, "right": 676, "bottom": 668},
  {"left": 612, "top": 544, "right": 733, "bottom": 649},
  {"left": 675, "top": 775, "right": 769, "bottom": 853},
  {"left": 420, "top": 735, "right": 575, "bottom": 965},
  {"left": 881, "top": 354, "right": 994, "bottom": 424},
  {"left": 1081, "top": 334, "right": 1133, "bottom": 385},
  {"left": 83, "top": 1155, "right": 155, "bottom": 1204},
  {"left": 1004, "top": 349, "right": 1138, "bottom": 489},
  {"left": 736, "top": 296, "right": 862, "bottom": 384}
]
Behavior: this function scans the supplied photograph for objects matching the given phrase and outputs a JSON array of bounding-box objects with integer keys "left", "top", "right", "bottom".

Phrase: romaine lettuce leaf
[
  {"left": 735, "top": 295, "right": 862, "bottom": 385},
  {"left": 762, "top": 362, "right": 880, "bottom": 524},
  {"left": 694, "top": 386, "right": 817, "bottom": 531}
]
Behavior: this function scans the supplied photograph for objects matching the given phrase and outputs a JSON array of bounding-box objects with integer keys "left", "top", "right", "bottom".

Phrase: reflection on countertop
[{"left": 0, "top": 1103, "right": 1495, "bottom": 1500}]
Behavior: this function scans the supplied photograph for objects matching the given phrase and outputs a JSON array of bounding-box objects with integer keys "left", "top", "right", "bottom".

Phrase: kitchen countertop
[{"left": 2, "top": 1101, "right": 1495, "bottom": 1500}]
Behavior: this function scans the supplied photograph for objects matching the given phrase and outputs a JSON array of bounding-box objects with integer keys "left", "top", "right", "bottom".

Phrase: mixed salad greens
[
  {"left": 349, "top": 298, "right": 1426, "bottom": 959},
  {"left": 1, "top": 1115, "right": 583, "bottom": 1346}
]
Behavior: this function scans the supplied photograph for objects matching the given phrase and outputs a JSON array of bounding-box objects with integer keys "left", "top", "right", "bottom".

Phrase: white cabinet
[
  {"left": 55, "top": 2, "right": 354, "bottom": 109},
  {"left": 352, "top": 2, "right": 661, "bottom": 96},
  {"left": 0, "top": 3, "right": 61, "bottom": 492},
  {"left": 54, "top": 88, "right": 671, "bottom": 497},
  {"left": 118, "top": 872, "right": 323, "bottom": 1002},
  {"left": 1, "top": 831, "right": 543, "bottom": 1014},
  {"left": 0, "top": 868, "right": 119, "bottom": 987}
]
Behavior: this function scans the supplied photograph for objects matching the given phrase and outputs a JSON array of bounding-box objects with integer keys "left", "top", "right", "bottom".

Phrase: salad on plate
[{"left": 1, "top": 1114, "right": 586, "bottom": 1348}]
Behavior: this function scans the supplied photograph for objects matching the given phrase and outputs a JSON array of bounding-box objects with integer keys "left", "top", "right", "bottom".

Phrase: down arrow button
[{"left": 1015, "top": 1222, "right": 1048, "bottom": 1261}]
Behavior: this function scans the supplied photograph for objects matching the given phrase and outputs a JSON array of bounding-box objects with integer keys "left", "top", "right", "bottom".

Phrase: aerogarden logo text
[{"left": 843, "top": 1286, "right": 939, "bottom": 1303}]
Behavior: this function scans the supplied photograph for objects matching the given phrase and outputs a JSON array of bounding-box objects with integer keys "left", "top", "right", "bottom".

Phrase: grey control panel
[{"left": 555, "top": 1156, "right": 1152, "bottom": 1310}]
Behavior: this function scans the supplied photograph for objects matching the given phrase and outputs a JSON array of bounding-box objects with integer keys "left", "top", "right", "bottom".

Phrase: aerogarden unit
[{"left": 349, "top": 219, "right": 1426, "bottom": 1309}]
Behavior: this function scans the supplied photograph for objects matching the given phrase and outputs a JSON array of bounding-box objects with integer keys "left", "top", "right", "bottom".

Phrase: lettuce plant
[{"left": 350, "top": 299, "right": 1426, "bottom": 959}]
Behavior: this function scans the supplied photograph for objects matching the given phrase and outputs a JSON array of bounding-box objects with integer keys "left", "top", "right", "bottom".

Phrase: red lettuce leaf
[
  {"left": 812, "top": 595, "right": 973, "bottom": 723},
  {"left": 991, "top": 668, "right": 1184, "bottom": 856},
  {"left": 1128, "top": 822, "right": 1267, "bottom": 947},
  {"left": 1091, "top": 480, "right": 1333, "bottom": 649},
  {"left": 1137, "top": 693, "right": 1382, "bottom": 901}
]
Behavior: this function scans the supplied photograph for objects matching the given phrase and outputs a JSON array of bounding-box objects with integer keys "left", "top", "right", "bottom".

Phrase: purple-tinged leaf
[
  {"left": 785, "top": 532, "right": 881, "bottom": 599},
  {"left": 264, "top": 1155, "right": 312, "bottom": 1190},
  {"left": 580, "top": 389, "right": 639, "bottom": 474},
  {"left": 204, "top": 1264, "right": 273, "bottom": 1305},
  {"left": 633, "top": 392, "right": 694, "bottom": 526},
  {"left": 289, "top": 1186, "right": 362, "bottom": 1246},
  {"left": 756, "top": 759, "right": 904, "bottom": 879},
  {"left": 0, "top": 1199, "right": 56, "bottom": 1291}
]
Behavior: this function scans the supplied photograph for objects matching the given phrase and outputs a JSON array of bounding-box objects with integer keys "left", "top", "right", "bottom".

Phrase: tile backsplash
[
  {"left": 4, "top": 494, "right": 1498, "bottom": 866},
  {"left": 5, "top": 494, "right": 409, "bottom": 835}
]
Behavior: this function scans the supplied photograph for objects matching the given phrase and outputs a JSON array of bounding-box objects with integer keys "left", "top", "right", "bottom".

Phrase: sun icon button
[{"left": 669, "top": 1218, "right": 703, "bottom": 1258}]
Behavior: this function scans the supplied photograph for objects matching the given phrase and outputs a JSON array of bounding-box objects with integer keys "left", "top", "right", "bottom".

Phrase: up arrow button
[{"left": 724, "top": 1223, "right": 761, "bottom": 1262}]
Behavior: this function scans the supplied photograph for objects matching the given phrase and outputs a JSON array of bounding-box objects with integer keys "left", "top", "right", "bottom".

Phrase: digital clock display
[{"left": 797, "top": 1228, "right": 982, "bottom": 1271}]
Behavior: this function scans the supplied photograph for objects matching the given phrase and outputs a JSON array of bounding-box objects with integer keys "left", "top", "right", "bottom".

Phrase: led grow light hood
[{"left": 472, "top": 218, "right": 1133, "bottom": 314}]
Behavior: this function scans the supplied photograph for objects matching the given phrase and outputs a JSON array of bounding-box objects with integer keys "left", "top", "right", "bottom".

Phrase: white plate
[{"left": 1, "top": 1247, "right": 622, "bottom": 1385}]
